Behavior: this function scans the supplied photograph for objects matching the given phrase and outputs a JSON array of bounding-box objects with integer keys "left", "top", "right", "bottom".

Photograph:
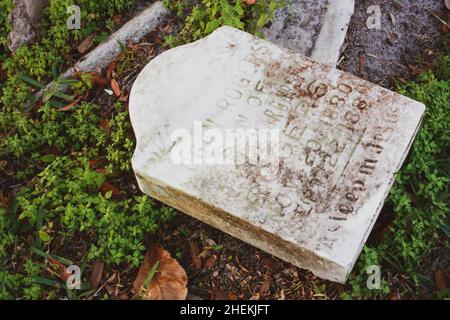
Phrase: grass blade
[
  {"left": 51, "top": 91, "right": 73, "bottom": 101},
  {"left": 30, "top": 246, "right": 74, "bottom": 265},
  {"left": 31, "top": 276, "right": 59, "bottom": 287},
  {"left": 19, "top": 74, "right": 45, "bottom": 89}
]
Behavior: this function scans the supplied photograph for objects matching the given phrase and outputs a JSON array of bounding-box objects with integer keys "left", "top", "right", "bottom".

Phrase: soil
[{"left": 340, "top": 0, "right": 449, "bottom": 87}]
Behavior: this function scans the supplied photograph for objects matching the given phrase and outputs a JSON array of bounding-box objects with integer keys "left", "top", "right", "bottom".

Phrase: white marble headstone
[{"left": 129, "top": 27, "right": 424, "bottom": 283}]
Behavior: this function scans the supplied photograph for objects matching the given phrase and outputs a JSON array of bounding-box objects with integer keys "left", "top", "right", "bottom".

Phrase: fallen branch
[{"left": 31, "top": 1, "right": 170, "bottom": 105}]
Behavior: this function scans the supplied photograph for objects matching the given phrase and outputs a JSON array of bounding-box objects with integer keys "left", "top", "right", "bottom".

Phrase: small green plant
[
  {"left": 0, "top": 0, "right": 175, "bottom": 299},
  {"left": 0, "top": 0, "right": 12, "bottom": 56},
  {"left": 343, "top": 55, "right": 450, "bottom": 299},
  {"left": 163, "top": 0, "right": 288, "bottom": 46},
  {"left": 106, "top": 103, "right": 135, "bottom": 175}
]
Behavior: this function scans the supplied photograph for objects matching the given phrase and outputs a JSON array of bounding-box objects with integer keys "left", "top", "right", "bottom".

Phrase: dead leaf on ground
[
  {"left": 132, "top": 245, "right": 188, "bottom": 300},
  {"left": 95, "top": 168, "right": 107, "bottom": 175},
  {"left": 88, "top": 158, "right": 103, "bottom": 169},
  {"left": 107, "top": 61, "right": 116, "bottom": 80},
  {"left": 111, "top": 79, "right": 121, "bottom": 97},
  {"left": 278, "top": 289, "right": 285, "bottom": 300},
  {"left": 389, "top": 292, "right": 400, "bottom": 300},
  {"left": 0, "top": 192, "right": 10, "bottom": 210},
  {"left": 189, "top": 241, "right": 202, "bottom": 269},
  {"left": 205, "top": 254, "right": 218, "bottom": 269},
  {"left": 435, "top": 269, "right": 446, "bottom": 289},
  {"left": 48, "top": 258, "right": 71, "bottom": 281},
  {"left": 77, "top": 35, "right": 95, "bottom": 54},
  {"left": 89, "top": 260, "right": 104, "bottom": 289},
  {"left": 58, "top": 97, "right": 81, "bottom": 112},
  {"left": 249, "top": 293, "right": 260, "bottom": 300},
  {"left": 100, "top": 182, "right": 122, "bottom": 196},
  {"left": 262, "top": 257, "right": 278, "bottom": 270},
  {"left": 227, "top": 292, "right": 238, "bottom": 300},
  {"left": 90, "top": 72, "right": 109, "bottom": 87},
  {"left": 100, "top": 119, "right": 110, "bottom": 135}
]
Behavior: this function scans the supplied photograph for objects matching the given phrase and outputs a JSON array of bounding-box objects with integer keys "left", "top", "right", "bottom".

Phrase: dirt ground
[{"left": 340, "top": 0, "right": 448, "bottom": 87}]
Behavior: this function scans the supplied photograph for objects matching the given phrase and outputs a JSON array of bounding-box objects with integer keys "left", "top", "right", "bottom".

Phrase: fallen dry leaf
[
  {"left": 249, "top": 293, "right": 260, "bottom": 300},
  {"left": 100, "top": 182, "right": 122, "bottom": 196},
  {"left": 244, "top": 0, "right": 256, "bottom": 4},
  {"left": 100, "top": 119, "right": 110, "bottom": 135},
  {"left": 88, "top": 158, "right": 103, "bottom": 169},
  {"left": 90, "top": 72, "right": 109, "bottom": 87},
  {"left": 227, "top": 292, "right": 238, "bottom": 300},
  {"left": 205, "top": 254, "right": 218, "bottom": 269},
  {"left": 262, "top": 257, "right": 278, "bottom": 270},
  {"left": 389, "top": 292, "right": 399, "bottom": 300},
  {"left": 408, "top": 64, "right": 426, "bottom": 76},
  {"left": 77, "top": 35, "right": 95, "bottom": 54},
  {"left": 95, "top": 168, "right": 107, "bottom": 175},
  {"left": 107, "top": 60, "right": 116, "bottom": 80},
  {"left": 0, "top": 191, "right": 10, "bottom": 210},
  {"left": 278, "top": 289, "right": 285, "bottom": 300},
  {"left": 58, "top": 97, "right": 81, "bottom": 112},
  {"left": 111, "top": 79, "right": 121, "bottom": 97},
  {"left": 89, "top": 260, "right": 104, "bottom": 289},
  {"left": 48, "top": 258, "right": 71, "bottom": 281},
  {"left": 189, "top": 241, "right": 202, "bottom": 269},
  {"left": 435, "top": 269, "right": 446, "bottom": 289},
  {"left": 133, "top": 245, "right": 188, "bottom": 300}
]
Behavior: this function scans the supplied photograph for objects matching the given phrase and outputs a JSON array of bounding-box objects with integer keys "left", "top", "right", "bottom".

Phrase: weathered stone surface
[
  {"left": 263, "top": 0, "right": 355, "bottom": 65},
  {"left": 8, "top": 0, "right": 49, "bottom": 52},
  {"left": 129, "top": 27, "right": 425, "bottom": 283}
]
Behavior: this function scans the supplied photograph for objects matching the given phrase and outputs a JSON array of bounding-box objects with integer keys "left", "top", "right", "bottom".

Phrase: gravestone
[{"left": 129, "top": 26, "right": 425, "bottom": 283}]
